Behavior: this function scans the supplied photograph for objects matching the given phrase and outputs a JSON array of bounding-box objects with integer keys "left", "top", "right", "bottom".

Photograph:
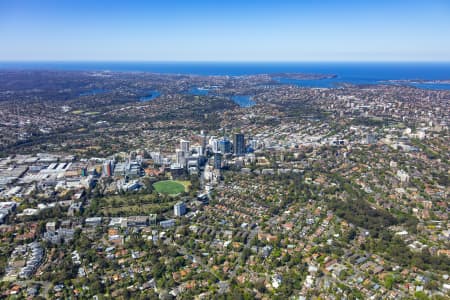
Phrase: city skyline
[{"left": 1, "top": 0, "right": 449, "bottom": 62}]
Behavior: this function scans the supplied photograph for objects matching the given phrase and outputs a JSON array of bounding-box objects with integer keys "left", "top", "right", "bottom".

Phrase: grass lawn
[
  {"left": 153, "top": 180, "right": 186, "bottom": 195},
  {"left": 178, "top": 180, "right": 191, "bottom": 191},
  {"left": 95, "top": 193, "right": 176, "bottom": 216}
]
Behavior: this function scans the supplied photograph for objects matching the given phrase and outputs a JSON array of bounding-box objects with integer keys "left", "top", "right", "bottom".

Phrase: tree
[
  {"left": 384, "top": 274, "right": 395, "bottom": 290},
  {"left": 240, "top": 247, "right": 251, "bottom": 265}
]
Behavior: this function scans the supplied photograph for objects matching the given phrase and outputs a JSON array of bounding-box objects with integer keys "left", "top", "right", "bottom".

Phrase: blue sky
[{"left": 0, "top": 0, "right": 449, "bottom": 61}]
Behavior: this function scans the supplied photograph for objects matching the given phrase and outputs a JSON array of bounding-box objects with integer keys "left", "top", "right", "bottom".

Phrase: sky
[{"left": 0, "top": 0, "right": 449, "bottom": 62}]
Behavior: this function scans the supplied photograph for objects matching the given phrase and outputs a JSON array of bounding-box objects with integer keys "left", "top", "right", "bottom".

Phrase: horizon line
[{"left": 1, "top": 60, "right": 450, "bottom": 64}]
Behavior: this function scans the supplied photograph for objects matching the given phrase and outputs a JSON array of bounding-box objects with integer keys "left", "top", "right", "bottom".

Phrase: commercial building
[
  {"left": 170, "top": 163, "right": 185, "bottom": 179},
  {"left": 180, "top": 139, "right": 190, "bottom": 153},
  {"left": 219, "top": 138, "right": 232, "bottom": 154},
  {"left": 233, "top": 133, "right": 245, "bottom": 156},
  {"left": 191, "top": 145, "right": 203, "bottom": 156},
  {"left": 214, "top": 153, "right": 222, "bottom": 169},
  {"left": 176, "top": 149, "right": 186, "bottom": 168},
  {"left": 209, "top": 137, "right": 220, "bottom": 153},
  {"left": 102, "top": 160, "right": 113, "bottom": 177},
  {"left": 160, "top": 219, "right": 175, "bottom": 228}
]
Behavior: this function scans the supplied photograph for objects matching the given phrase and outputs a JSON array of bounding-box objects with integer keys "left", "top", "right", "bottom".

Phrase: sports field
[{"left": 153, "top": 180, "right": 187, "bottom": 195}]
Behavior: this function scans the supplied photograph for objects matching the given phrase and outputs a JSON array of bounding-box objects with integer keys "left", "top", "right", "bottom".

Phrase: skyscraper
[
  {"left": 209, "top": 137, "right": 219, "bottom": 153},
  {"left": 233, "top": 133, "right": 245, "bottom": 156},
  {"left": 218, "top": 138, "right": 231, "bottom": 154},
  {"left": 214, "top": 153, "right": 222, "bottom": 169},
  {"left": 180, "top": 139, "right": 190, "bottom": 153},
  {"left": 151, "top": 152, "right": 162, "bottom": 165},
  {"left": 102, "top": 160, "right": 113, "bottom": 177},
  {"left": 176, "top": 149, "right": 186, "bottom": 167},
  {"left": 201, "top": 130, "right": 207, "bottom": 153},
  {"left": 191, "top": 145, "right": 203, "bottom": 156},
  {"left": 81, "top": 167, "right": 88, "bottom": 177}
]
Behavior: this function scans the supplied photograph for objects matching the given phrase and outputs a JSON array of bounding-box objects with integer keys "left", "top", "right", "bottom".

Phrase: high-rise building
[
  {"left": 150, "top": 152, "right": 162, "bottom": 165},
  {"left": 209, "top": 136, "right": 219, "bottom": 153},
  {"left": 233, "top": 133, "right": 245, "bottom": 156},
  {"left": 201, "top": 130, "right": 207, "bottom": 152},
  {"left": 213, "top": 153, "right": 222, "bottom": 169},
  {"left": 191, "top": 145, "right": 203, "bottom": 156},
  {"left": 180, "top": 139, "right": 190, "bottom": 153},
  {"left": 212, "top": 139, "right": 219, "bottom": 153},
  {"left": 176, "top": 149, "right": 186, "bottom": 167},
  {"left": 174, "top": 201, "right": 186, "bottom": 217},
  {"left": 102, "top": 160, "right": 113, "bottom": 177},
  {"left": 218, "top": 138, "right": 231, "bottom": 154},
  {"left": 170, "top": 163, "right": 184, "bottom": 179},
  {"left": 129, "top": 151, "right": 137, "bottom": 160}
]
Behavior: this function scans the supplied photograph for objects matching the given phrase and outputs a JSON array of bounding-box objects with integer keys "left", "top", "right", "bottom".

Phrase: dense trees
[{"left": 328, "top": 197, "right": 397, "bottom": 237}]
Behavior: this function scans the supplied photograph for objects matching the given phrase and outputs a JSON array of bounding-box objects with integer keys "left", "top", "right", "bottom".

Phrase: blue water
[
  {"left": 1, "top": 62, "right": 450, "bottom": 90},
  {"left": 187, "top": 87, "right": 209, "bottom": 96},
  {"left": 231, "top": 95, "right": 256, "bottom": 107},
  {"left": 139, "top": 90, "right": 161, "bottom": 102},
  {"left": 186, "top": 87, "right": 255, "bottom": 107},
  {"left": 408, "top": 83, "right": 450, "bottom": 90}
]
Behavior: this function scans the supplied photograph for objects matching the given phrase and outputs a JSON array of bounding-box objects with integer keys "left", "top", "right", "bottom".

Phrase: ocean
[{"left": 1, "top": 62, "right": 450, "bottom": 89}]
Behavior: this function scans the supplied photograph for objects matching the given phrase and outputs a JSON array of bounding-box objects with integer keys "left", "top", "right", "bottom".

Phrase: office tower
[
  {"left": 214, "top": 153, "right": 222, "bottom": 169},
  {"left": 233, "top": 133, "right": 245, "bottom": 156},
  {"left": 212, "top": 139, "right": 219, "bottom": 153},
  {"left": 176, "top": 149, "right": 186, "bottom": 167},
  {"left": 208, "top": 136, "right": 219, "bottom": 153},
  {"left": 129, "top": 151, "right": 137, "bottom": 160},
  {"left": 218, "top": 138, "right": 231, "bottom": 154},
  {"left": 201, "top": 130, "right": 207, "bottom": 152},
  {"left": 191, "top": 145, "right": 203, "bottom": 156},
  {"left": 102, "top": 160, "right": 113, "bottom": 177},
  {"left": 180, "top": 139, "right": 190, "bottom": 153},
  {"left": 170, "top": 164, "right": 184, "bottom": 179},
  {"left": 150, "top": 152, "right": 162, "bottom": 165}
]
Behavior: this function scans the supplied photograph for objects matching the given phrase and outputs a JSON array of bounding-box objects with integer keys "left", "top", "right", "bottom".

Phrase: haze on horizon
[{"left": 0, "top": 0, "right": 449, "bottom": 62}]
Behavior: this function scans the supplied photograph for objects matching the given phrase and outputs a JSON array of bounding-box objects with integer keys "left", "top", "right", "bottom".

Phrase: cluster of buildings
[
  {"left": 169, "top": 132, "right": 249, "bottom": 181},
  {"left": 0, "top": 201, "right": 16, "bottom": 224},
  {"left": 0, "top": 70, "right": 448, "bottom": 298},
  {"left": 4, "top": 242, "right": 43, "bottom": 280}
]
